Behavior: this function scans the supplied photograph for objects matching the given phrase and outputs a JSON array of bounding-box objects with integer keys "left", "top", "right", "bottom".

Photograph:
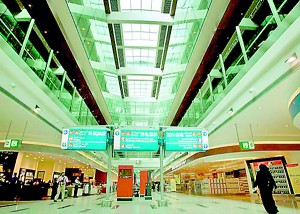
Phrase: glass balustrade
[
  {"left": 179, "top": 0, "right": 296, "bottom": 127},
  {"left": 0, "top": 1, "right": 97, "bottom": 125}
]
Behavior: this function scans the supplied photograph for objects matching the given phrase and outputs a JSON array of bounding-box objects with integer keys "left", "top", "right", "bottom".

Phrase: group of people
[{"left": 52, "top": 173, "right": 81, "bottom": 202}]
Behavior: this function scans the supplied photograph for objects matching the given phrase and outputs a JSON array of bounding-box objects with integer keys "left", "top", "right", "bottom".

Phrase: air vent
[
  {"left": 156, "top": 50, "right": 163, "bottom": 68},
  {"left": 159, "top": 25, "right": 167, "bottom": 47},
  {"left": 114, "top": 24, "right": 122, "bottom": 46},
  {"left": 163, "top": 0, "right": 172, "bottom": 13},
  {"left": 110, "top": 0, "right": 119, "bottom": 11},
  {"left": 118, "top": 48, "right": 125, "bottom": 67}
]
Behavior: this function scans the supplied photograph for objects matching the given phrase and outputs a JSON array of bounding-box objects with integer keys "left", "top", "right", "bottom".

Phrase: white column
[
  {"left": 267, "top": 0, "right": 281, "bottom": 25},
  {"left": 236, "top": 26, "right": 248, "bottom": 63},
  {"left": 19, "top": 19, "right": 35, "bottom": 57},
  {"left": 219, "top": 54, "right": 228, "bottom": 86}
]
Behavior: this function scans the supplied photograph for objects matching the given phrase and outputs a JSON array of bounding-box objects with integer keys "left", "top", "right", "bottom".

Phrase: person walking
[
  {"left": 253, "top": 164, "right": 278, "bottom": 214},
  {"left": 54, "top": 173, "right": 68, "bottom": 202},
  {"left": 74, "top": 177, "right": 81, "bottom": 198}
]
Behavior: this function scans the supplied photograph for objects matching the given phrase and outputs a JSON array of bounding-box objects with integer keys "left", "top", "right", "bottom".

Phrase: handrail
[{"left": 0, "top": 18, "right": 35, "bottom": 60}]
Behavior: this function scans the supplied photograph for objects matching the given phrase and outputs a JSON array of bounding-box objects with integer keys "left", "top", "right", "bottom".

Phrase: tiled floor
[{"left": 0, "top": 192, "right": 299, "bottom": 213}]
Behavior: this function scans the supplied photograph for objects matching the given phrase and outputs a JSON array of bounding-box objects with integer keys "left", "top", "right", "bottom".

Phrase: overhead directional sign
[
  {"left": 239, "top": 141, "right": 255, "bottom": 150},
  {"left": 114, "top": 129, "right": 159, "bottom": 151},
  {"left": 61, "top": 127, "right": 108, "bottom": 150},
  {"left": 165, "top": 129, "right": 209, "bottom": 151}
]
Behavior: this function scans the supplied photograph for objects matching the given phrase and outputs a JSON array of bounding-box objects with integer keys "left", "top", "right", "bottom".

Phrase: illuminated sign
[
  {"left": 114, "top": 129, "right": 158, "bottom": 151},
  {"left": 61, "top": 127, "right": 107, "bottom": 150},
  {"left": 165, "top": 129, "right": 209, "bottom": 151}
]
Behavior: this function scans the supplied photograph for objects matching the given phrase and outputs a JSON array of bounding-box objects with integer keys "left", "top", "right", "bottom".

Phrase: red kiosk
[{"left": 117, "top": 165, "right": 133, "bottom": 201}]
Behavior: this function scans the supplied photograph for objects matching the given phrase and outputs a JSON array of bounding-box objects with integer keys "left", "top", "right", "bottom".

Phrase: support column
[
  {"left": 219, "top": 54, "right": 228, "bottom": 87},
  {"left": 244, "top": 161, "right": 254, "bottom": 195},
  {"left": 59, "top": 71, "right": 67, "bottom": 100},
  {"left": 199, "top": 90, "right": 204, "bottom": 114},
  {"left": 69, "top": 87, "right": 77, "bottom": 112},
  {"left": 207, "top": 74, "right": 214, "bottom": 101},
  {"left": 13, "top": 152, "right": 24, "bottom": 175},
  {"left": 43, "top": 49, "right": 54, "bottom": 83},
  {"left": 267, "top": 0, "right": 281, "bottom": 25},
  {"left": 236, "top": 26, "right": 248, "bottom": 63},
  {"left": 158, "top": 140, "right": 167, "bottom": 207},
  {"left": 19, "top": 19, "right": 35, "bottom": 57},
  {"left": 102, "top": 132, "right": 113, "bottom": 207}
]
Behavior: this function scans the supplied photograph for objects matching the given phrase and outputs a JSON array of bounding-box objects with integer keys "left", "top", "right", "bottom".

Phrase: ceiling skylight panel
[
  {"left": 104, "top": 75, "right": 121, "bottom": 95},
  {"left": 123, "top": 24, "right": 159, "bottom": 47},
  {"left": 120, "top": 0, "right": 130, "bottom": 10},
  {"left": 120, "top": 0, "right": 162, "bottom": 11},
  {"left": 127, "top": 76, "right": 153, "bottom": 81},
  {"left": 151, "top": 0, "right": 162, "bottom": 11},
  {"left": 90, "top": 20, "right": 111, "bottom": 43},
  {"left": 141, "top": 24, "right": 150, "bottom": 32},
  {"left": 127, "top": 80, "right": 153, "bottom": 97},
  {"left": 131, "top": 0, "right": 141, "bottom": 10},
  {"left": 83, "top": 0, "right": 105, "bottom": 9}
]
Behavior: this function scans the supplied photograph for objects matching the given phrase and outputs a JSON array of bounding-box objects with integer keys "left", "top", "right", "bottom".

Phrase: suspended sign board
[
  {"left": 239, "top": 141, "right": 255, "bottom": 150},
  {"left": 114, "top": 129, "right": 159, "bottom": 151},
  {"left": 165, "top": 129, "right": 209, "bottom": 151},
  {"left": 61, "top": 127, "right": 108, "bottom": 150},
  {"left": 4, "top": 139, "right": 22, "bottom": 149}
]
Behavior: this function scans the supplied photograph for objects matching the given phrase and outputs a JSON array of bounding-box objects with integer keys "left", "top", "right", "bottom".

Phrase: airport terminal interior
[{"left": 0, "top": 0, "right": 300, "bottom": 213}]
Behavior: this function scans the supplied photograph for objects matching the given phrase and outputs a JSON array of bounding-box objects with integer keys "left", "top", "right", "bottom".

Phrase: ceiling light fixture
[
  {"left": 285, "top": 54, "right": 297, "bottom": 63},
  {"left": 34, "top": 105, "right": 42, "bottom": 113},
  {"left": 227, "top": 108, "right": 234, "bottom": 115}
]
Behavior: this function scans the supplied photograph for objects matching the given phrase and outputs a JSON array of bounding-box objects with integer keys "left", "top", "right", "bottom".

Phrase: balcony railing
[
  {"left": 179, "top": 0, "right": 298, "bottom": 127},
  {"left": 0, "top": 2, "right": 97, "bottom": 126}
]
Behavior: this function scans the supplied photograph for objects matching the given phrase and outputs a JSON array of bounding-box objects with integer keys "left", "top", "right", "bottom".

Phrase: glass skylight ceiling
[
  {"left": 68, "top": 0, "right": 212, "bottom": 127},
  {"left": 125, "top": 48, "right": 156, "bottom": 67},
  {"left": 120, "top": 0, "right": 163, "bottom": 12},
  {"left": 123, "top": 24, "right": 159, "bottom": 47}
]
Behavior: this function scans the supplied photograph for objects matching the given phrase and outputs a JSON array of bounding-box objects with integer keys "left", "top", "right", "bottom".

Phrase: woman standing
[{"left": 253, "top": 164, "right": 278, "bottom": 214}]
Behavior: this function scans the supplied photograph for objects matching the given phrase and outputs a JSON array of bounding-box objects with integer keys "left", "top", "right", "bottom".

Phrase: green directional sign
[
  {"left": 61, "top": 127, "right": 108, "bottom": 151},
  {"left": 239, "top": 141, "right": 255, "bottom": 150},
  {"left": 165, "top": 129, "right": 209, "bottom": 151},
  {"left": 113, "top": 129, "right": 159, "bottom": 151},
  {"left": 4, "top": 139, "right": 22, "bottom": 149}
]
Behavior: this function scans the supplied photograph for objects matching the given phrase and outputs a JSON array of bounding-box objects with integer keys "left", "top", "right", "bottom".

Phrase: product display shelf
[
  {"left": 238, "top": 177, "right": 249, "bottom": 194},
  {"left": 268, "top": 165, "right": 290, "bottom": 195},
  {"left": 210, "top": 178, "right": 227, "bottom": 194},
  {"left": 200, "top": 179, "right": 211, "bottom": 194},
  {"left": 225, "top": 178, "right": 240, "bottom": 194}
]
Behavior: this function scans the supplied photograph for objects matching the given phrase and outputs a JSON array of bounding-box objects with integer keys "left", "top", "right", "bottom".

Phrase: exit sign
[{"left": 239, "top": 141, "right": 255, "bottom": 150}]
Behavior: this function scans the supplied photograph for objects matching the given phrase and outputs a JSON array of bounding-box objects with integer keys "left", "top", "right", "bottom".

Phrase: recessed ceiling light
[
  {"left": 286, "top": 54, "right": 297, "bottom": 63},
  {"left": 44, "top": 30, "right": 48, "bottom": 34},
  {"left": 33, "top": 105, "right": 42, "bottom": 113},
  {"left": 284, "top": 124, "right": 289, "bottom": 127},
  {"left": 258, "top": 106, "right": 262, "bottom": 109},
  {"left": 82, "top": 27, "right": 85, "bottom": 30},
  {"left": 34, "top": 158, "right": 37, "bottom": 160},
  {"left": 227, "top": 108, "right": 234, "bottom": 115}
]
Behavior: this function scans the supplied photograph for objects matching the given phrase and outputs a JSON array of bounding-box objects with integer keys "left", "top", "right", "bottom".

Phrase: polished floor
[{"left": 0, "top": 192, "right": 299, "bottom": 213}]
